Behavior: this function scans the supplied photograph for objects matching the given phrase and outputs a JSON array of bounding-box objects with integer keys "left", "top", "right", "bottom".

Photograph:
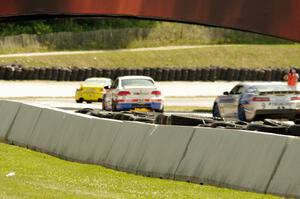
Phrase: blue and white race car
[
  {"left": 102, "top": 76, "right": 164, "bottom": 112},
  {"left": 212, "top": 82, "right": 300, "bottom": 121}
]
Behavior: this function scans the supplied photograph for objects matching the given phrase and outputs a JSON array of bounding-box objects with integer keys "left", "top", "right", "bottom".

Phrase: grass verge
[
  {"left": 1, "top": 44, "right": 299, "bottom": 68},
  {"left": 0, "top": 143, "right": 280, "bottom": 199},
  {"left": 164, "top": 106, "right": 212, "bottom": 112}
]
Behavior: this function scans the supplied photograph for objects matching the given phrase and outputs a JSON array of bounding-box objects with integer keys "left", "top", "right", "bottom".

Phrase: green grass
[
  {"left": 0, "top": 143, "right": 281, "bottom": 199},
  {"left": 2, "top": 44, "right": 299, "bottom": 68},
  {"left": 165, "top": 106, "right": 212, "bottom": 112}
]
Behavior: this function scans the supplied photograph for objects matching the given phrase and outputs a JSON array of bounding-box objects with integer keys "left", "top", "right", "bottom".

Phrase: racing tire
[
  {"left": 134, "top": 116, "right": 154, "bottom": 123},
  {"left": 212, "top": 102, "right": 221, "bottom": 118},
  {"left": 75, "top": 108, "right": 93, "bottom": 114},
  {"left": 168, "top": 114, "right": 206, "bottom": 126},
  {"left": 154, "top": 107, "right": 164, "bottom": 113},
  {"left": 76, "top": 98, "right": 83, "bottom": 103},
  {"left": 238, "top": 104, "right": 246, "bottom": 121},
  {"left": 210, "top": 121, "right": 237, "bottom": 128},
  {"left": 102, "top": 94, "right": 107, "bottom": 110},
  {"left": 112, "top": 101, "right": 118, "bottom": 112},
  {"left": 263, "top": 119, "right": 281, "bottom": 126},
  {"left": 287, "top": 125, "right": 300, "bottom": 136},
  {"left": 246, "top": 123, "right": 288, "bottom": 135},
  {"left": 102, "top": 101, "right": 107, "bottom": 111}
]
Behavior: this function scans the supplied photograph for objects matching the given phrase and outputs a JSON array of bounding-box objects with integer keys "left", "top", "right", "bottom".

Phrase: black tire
[
  {"left": 112, "top": 101, "right": 118, "bottom": 112},
  {"left": 287, "top": 125, "right": 300, "bottom": 136},
  {"left": 263, "top": 69, "right": 272, "bottom": 81},
  {"left": 162, "top": 69, "right": 169, "bottom": 81},
  {"left": 208, "top": 67, "right": 217, "bottom": 81},
  {"left": 225, "top": 68, "right": 234, "bottom": 81},
  {"left": 263, "top": 119, "right": 281, "bottom": 126},
  {"left": 212, "top": 102, "right": 221, "bottom": 118},
  {"left": 238, "top": 104, "right": 246, "bottom": 121},
  {"left": 102, "top": 94, "right": 107, "bottom": 110},
  {"left": 75, "top": 108, "right": 93, "bottom": 114},
  {"left": 156, "top": 68, "right": 163, "bottom": 81},
  {"left": 195, "top": 68, "right": 202, "bottom": 80},
  {"left": 188, "top": 69, "right": 196, "bottom": 81},
  {"left": 143, "top": 68, "right": 151, "bottom": 77},
  {"left": 102, "top": 101, "right": 106, "bottom": 111},
  {"left": 168, "top": 69, "right": 176, "bottom": 81},
  {"left": 246, "top": 123, "right": 288, "bottom": 135},
  {"left": 154, "top": 106, "right": 164, "bottom": 113},
  {"left": 150, "top": 68, "right": 157, "bottom": 79},
  {"left": 181, "top": 69, "right": 189, "bottom": 81},
  {"left": 210, "top": 121, "right": 237, "bottom": 128},
  {"left": 175, "top": 68, "right": 182, "bottom": 81},
  {"left": 134, "top": 116, "right": 154, "bottom": 123},
  {"left": 76, "top": 98, "right": 83, "bottom": 103},
  {"left": 168, "top": 114, "right": 207, "bottom": 126}
]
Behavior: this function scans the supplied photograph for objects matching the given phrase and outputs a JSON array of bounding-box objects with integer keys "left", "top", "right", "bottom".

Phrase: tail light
[
  {"left": 151, "top": 90, "right": 161, "bottom": 95},
  {"left": 117, "top": 91, "right": 131, "bottom": 96},
  {"left": 291, "top": 96, "right": 300, "bottom": 100},
  {"left": 252, "top": 96, "right": 270, "bottom": 102}
]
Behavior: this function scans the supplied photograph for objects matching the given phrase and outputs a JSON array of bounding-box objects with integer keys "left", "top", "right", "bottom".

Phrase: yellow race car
[{"left": 75, "top": 77, "right": 112, "bottom": 103}]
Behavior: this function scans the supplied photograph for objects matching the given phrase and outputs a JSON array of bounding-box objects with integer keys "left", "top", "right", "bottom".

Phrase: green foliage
[{"left": 0, "top": 18, "right": 157, "bottom": 36}]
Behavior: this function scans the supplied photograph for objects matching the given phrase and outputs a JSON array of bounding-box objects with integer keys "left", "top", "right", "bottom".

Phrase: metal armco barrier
[{"left": 1, "top": 100, "right": 300, "bottom": 198}]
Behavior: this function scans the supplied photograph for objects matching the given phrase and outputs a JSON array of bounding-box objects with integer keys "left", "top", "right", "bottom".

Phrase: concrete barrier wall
[
  {"left": 27, "top": 107, "right": 67, "bottom": 154},
  {"left": 136, "top": 125, "right": 195, "bottom": 178},
  {"left": 55, "top": 112, "right": 96, "bottom": 161},
  {"left": 78, "top": 117, "right": 123, "bottom": 165},
  {"left": 2, "top": 101, "right": 300, "bottom": 198},
  {"left": 175, "top": 127, "right": 288, "bottom": 193},
  {"left": 104, "top": 121, "right": 156, "bottom": 172},
  {"left": 267, "top": 137, "right": 300, "bottom": 198},
  {"left": 6, "top": 103, "right": 44, "bottom": 147},
  {"left": 0, "top": 100, "right": 21, "bottom": 140}
]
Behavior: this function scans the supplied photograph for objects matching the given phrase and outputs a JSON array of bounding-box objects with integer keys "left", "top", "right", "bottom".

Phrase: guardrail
[
  {"left": 0, "top": 100, "right": 299, "bottom": 198},
  {"left": 0, "top": 63, "right": 289, "bottom": 81}
]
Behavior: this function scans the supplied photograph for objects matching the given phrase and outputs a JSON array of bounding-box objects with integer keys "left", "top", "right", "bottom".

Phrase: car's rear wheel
[
  {"left": 102, "top": 100, "right": 106, "bottom": 111},
  {"left": 154, "top": 107, "right": 164, "bottom": 113},
  {"left": 112, "top": 101, "right": 118, "bottom": 112},
  {"left": 238, "top": 104, "right": 246, "bottom": 121},
  {"left": 212, "top": 102, "right": 221, "bottom": 117},
  {"left": 76, "top": 98, "right": 83, "bottom": 103}
]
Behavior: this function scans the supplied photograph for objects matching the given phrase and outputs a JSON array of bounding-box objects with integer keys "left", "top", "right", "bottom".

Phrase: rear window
[
  {"left": 249, "top": 84, "right": 293, "bottom": 92},
  {"left": 121, "top": 79, "right": 155, "bottom": 87},
  {"left": 85, "top": 79, "right": 111, "bottom": 85}
]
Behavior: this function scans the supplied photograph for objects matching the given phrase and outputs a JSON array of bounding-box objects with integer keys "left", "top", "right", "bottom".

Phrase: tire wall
[
  {"left": 2, "top": 100, "right": 299, "bottom": 198},
  {"left": 0, "top": 64, "right": 288, "bottom": 81}
]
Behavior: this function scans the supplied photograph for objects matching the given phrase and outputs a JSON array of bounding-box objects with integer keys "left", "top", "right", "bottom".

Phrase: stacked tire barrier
[
  {"left": 1, "top": 100, "right": 300, "bottom": 198},
  {"left": 0, "top": 63, "right": 290, "bottom": 81}
]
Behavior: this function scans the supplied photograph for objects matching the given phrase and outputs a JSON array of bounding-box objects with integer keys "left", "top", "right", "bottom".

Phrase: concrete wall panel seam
[
  {"left": 173, "top": 127, "right": 197, "bottom": 180},
  {"left": 264, "top": 138, "right": 290, "bottom": 193},
  {"left": 3, "top": 102, "right": 22, "bottom": 142}
]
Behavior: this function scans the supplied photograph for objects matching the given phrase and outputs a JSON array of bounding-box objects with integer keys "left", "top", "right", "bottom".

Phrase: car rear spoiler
[{"left": 259, "top": 90, "right": 300, "bottom": 95}]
